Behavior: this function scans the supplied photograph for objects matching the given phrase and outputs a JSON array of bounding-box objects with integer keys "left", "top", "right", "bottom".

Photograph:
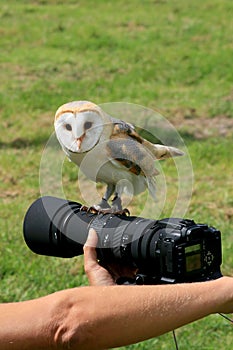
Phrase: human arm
[{"left": 0, "top": 276, "right": 233, "bottom": 350}]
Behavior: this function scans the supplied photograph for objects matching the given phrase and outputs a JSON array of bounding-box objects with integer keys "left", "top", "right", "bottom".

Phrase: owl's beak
[{"left": 76, "top": 134, "right": 85, "bottom": 150}]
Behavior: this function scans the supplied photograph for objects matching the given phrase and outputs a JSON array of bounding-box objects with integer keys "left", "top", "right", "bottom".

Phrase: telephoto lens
[
  {"left": 23, "top": 196, "right": 153, "bottom": 261},
  {"left": 23, "top": 196, "right": 222, "bottom": 284}
]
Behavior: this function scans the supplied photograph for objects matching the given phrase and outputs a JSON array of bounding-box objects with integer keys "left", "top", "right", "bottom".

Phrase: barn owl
[{"left": 54, "top": 100, "right": 183, "bottom": 213}]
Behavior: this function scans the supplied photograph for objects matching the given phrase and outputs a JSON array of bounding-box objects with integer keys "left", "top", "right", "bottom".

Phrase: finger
[
  {"left": 83, "top": 229, "right": 99, "bottom": 272},
  {"left": 84, "top": 229, "right": 116, "bottom": 286},
  {"left": 84, "top": 228, "right": 98, "bottom": 247}
]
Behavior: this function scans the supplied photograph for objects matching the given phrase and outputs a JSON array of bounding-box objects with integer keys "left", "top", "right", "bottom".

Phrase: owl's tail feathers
[
  {"left": 144, "top": 141, "right": 184, "bottom": 160},
  {"left": 147, "top": 177, "right": 157, "bottom": 201}
]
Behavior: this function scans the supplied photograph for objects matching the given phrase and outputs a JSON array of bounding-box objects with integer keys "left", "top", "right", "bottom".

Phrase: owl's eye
[
  {"left": 84, "top": 121, "right": 93, "bottom": 130},
  {"left": 65, "top": 123, "right": 72, "bottom": 131}
]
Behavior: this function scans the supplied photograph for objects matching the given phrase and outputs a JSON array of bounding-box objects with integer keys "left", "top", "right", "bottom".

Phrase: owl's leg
[
  {"left": 84, "top": 184, "right": 114, "bottom": 212},
  {"left": 101, "top": 184, "right": 115, "bottom": 207},
  {"left": 111, "top": 193, "right": 122, "bottom": 211},
  {"left": 111, "top": 193, "right": 130, "bottom": 216},
  {"left": 80, "top": 185, "right": 114, "bottom": 214},
  {"left": 81, "top": 185, "right": 129, "bottom": 215},
  {"left": 96, "top": 198, "right": 111, "bottom": 209},
  {"left": 103, "top": 186, "right": 129, "bottom": 214}
]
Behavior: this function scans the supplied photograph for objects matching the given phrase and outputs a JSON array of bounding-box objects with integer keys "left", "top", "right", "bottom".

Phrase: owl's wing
[
  {"left": 107, "top": 130, "right": 159, "bottom": 178},
  {"left": 109, "top": 118, "right": 184, "bottom": 161},
  {"left": 106, "top": 130, "right": 158, "bottom": 200}
]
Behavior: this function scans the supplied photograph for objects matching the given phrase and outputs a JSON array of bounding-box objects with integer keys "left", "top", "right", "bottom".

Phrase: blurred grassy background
[{"left": 0, "top": 0, "right": 232, "bottom": 349}]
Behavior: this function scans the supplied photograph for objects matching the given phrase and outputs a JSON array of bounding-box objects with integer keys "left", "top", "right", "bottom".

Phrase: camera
[{"left": 23, "top": 196, "right": 222, "bottom": 284}]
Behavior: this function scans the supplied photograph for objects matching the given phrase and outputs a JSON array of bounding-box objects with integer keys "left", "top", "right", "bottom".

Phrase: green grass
[{"left": 0, "top": 0, "right": 233, "bottom": 349}]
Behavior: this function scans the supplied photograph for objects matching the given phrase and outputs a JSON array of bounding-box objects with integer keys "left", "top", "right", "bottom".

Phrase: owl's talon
[
  {"left": 80, "top": 205, "right": 99, "bottom": 214},
  {"left": 80, "top": 203, "right": 113, "bottom": 215},
  {"left": 80, "top": 204, "right": 130, "bottom": 216},
  {"left": 80, "top": 205, "right": 88, "bottom": 212},
  {"left": 115, "top": 208, "right": 130, "bottom": 216}
]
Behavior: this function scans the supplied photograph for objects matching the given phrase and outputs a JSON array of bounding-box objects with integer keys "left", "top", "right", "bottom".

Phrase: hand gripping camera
[{"left": 23, "top": 196, "right": 222, "bottom": 284}]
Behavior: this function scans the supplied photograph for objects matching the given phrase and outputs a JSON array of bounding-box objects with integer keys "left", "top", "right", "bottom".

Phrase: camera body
[
  {"left": 89, "top": 214, "right": 222, "bottom": 284},
  {"left": 23, "top": 196, "right": 222, "bottom": 285},
  {"left": 132, "top": 218, "right": 222, "bottom": 284}
]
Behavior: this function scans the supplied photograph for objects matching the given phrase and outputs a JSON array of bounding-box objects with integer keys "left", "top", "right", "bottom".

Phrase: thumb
[
  {"left": 83, "top": 229, "right": 99, "bottom": 271},
  {"left": 84, "top": 228, "right": 99, "bottom": 248}
]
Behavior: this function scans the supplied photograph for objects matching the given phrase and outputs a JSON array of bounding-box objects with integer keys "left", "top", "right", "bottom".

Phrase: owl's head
[{"left": 54, "top": 101, "right": 105, "bottom": 153}]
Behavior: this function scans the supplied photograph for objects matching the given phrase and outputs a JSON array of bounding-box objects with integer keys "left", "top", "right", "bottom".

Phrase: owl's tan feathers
[{"left": 55, "top": 101, "right": 103, "bottom": 121}]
